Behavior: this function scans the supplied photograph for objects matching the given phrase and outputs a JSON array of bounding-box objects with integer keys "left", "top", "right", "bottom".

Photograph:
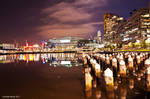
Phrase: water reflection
[
  {"left": 1, "top": 53, "right": 150, "bottom": 98},
  {"left": 0, "top": 53, "right": 82, "bottom": 67},
  {"left": 0, "top": 55, "right": 15, "bottom": 63},
  {"left": 0, "top": 53, "right": 84, "bottom": 99},
  {"left": 41, "top": 53, "right": 82, "bottom": 67},
  {"left": 0, "top": 54, "right": 41, "bottom": 63}
]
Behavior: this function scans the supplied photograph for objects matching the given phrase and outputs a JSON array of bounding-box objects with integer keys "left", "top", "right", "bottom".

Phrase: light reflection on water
[
  {"left": 0, "top": 53, "right": 84, "bottom": 99},
  {"left": 0, "top": 53, "right": 83, "bottom": 67},
  {"left": 0, "top": 53, "right": 85, "bottom": 99},
  {"left": 1, "top": 53, "right": 150, "bottom": 98}
]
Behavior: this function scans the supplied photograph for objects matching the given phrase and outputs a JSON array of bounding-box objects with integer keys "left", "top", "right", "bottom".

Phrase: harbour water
[
  {"left": 0, "top": 53, "right": 150, "bottom": 99},
  {"left": 0, "top": 53, "right": 84, "bottom": 99}
]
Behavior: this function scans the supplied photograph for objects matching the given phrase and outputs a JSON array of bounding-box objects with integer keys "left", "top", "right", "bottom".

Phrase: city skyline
[{"left": 0, "top": 0, "right": 149, "bottom": 43}]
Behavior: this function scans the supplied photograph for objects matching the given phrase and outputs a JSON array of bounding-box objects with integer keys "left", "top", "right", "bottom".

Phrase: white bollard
[
  {"left": 147, "top": 66, "right": 150, "bottom": 75},
  {"left": 145, "top": 58, "right": 150, "bottom": 67},
  {"left": 91, "top": 59, "right": 97, "bottom": 70},
  {"left": 95, "top": 63, "right": 101, "bottom": 78},
  {"left": 119, "top": 60, "right": 126, "bottom": 77},
  {"left": 112, "top": 58, "right": 117, "bottom": 69},
  {"left": 128, "top": 56, "right": 134, "bottom": 70},
  {"left": 106, "top": 56, "right": 110, "bottom": 65},
  {"left": 140, "top": 54, "right": 143, "bottom": 61},
  {"left": 104, "top": 68, "right": 114, "bottom": 86},
  {"left": 136, "top": 55, "right": 141, "bottom": 65}
]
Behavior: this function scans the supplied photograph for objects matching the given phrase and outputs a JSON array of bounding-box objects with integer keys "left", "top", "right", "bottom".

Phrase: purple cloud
[{"left": 38, "top": 0, "right": 107, "bottom": 39}]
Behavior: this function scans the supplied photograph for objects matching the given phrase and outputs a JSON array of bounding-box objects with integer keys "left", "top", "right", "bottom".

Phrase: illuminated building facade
[
  {"left": 122, "top": 8, "right": 150, "bottom": 44},
  {"left": 104, "top": 14, "right": 124, "bottom": 44},
  {"left": 23, "top": 44, "right": 41, "bottom": 52},
  {"left": 0, "top": 43, "right": 15, "bottom": 50},
  {"left": 47, "top": 37, "right": 84, "bottom": 51},
  {"left": 103, "top": 4, "right": 150, "bottom": 48},
  {"left": 149, "top": 2, "right": 150, "bottom": 16},
  {"left": 0, "top": 43, "right": 16, "bottom": 53},
  {"left": 97, "top": 30, "right": 102, "bottom": 43}
]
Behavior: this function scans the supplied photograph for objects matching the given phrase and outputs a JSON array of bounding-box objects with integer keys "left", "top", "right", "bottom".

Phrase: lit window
[{"left": 141, "top": 14, "right": 150, "bottom": 17}]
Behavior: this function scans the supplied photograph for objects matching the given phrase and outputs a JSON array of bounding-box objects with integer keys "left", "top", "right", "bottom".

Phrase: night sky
[{"left": 0, "top": 0, "right": 149, "bottom": 44}]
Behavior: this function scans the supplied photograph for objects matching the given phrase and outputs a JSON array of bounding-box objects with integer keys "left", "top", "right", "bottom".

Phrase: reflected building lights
[
  {"left": 147, "top": 74, "right": 150, "bottom": 91},
  {"left": 40, "top": 53, "right": 83, "bottom": 67},
  {"left": 106, "top": 90, "right": 115, "bottom": 99},
  {"left": 1, "top": 52, "right": 150, "bottom": 98},
  {"left": 19, "top": 54, "right": 24, "bottom": 60},
  {"left": 33, "top": 54, "right": 40, "bottom": 61},
  {"left": 93, "top": 78, "right": 97, "bottom": 88},
  {"left": 114, "top": 80, "right": 118, "bottom": 90},
  {"left": 119, "top": 85, "right": 127, "bottom": 99},
  {"left": 129, "top": 77, "right": 134, "bottom": 89},
  {"left": 96, "top": 88, "right": 101, "bottom": 99},
  {"left": 85, "top": 72, "right": 92, "bottom": 97},
  {"left": 29, "top": 54, "right": 34, "bottom": 61}
]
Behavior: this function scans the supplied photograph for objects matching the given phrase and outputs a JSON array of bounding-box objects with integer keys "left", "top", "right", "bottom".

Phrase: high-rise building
[
  {"left": 103, "top": 3, "right": 150, "bottom": 49},
  {"left": 104, "top": 13, "right": 124, "bottom": 44},
  {"left": 149, "top": 2, "right": 150, "bottom": 15},
  {"left": 97, "top": 30, "right": 102, "bottom": 43},
  {"left": 122, "top": 8, "right": 150, "bottom": 44}
]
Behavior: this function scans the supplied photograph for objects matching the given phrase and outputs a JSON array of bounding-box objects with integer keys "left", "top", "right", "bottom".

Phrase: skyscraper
[
  {"left": 97, "top": 30, "right": 102, "bottom": 43},
  {"left": 122, "top": 8, "right": 150, "bottom": 44},
  {"left": 149, "top": 2, "right": 150, "bottom": 15},
  {"left": 104, "top": 13, "right": 124, "bottom": 44}
]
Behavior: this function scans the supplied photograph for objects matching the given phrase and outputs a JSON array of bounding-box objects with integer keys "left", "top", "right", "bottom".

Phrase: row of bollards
[{"left": 82, "top": 52, "right": 150, "bottom": 99}]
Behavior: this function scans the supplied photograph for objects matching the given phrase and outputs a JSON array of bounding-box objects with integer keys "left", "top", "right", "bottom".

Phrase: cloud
[
  {"left": 39, "top": 22, "right": 103, "bottom": 39},
  {"left": 43, "top": 2, "right": 92, "bottom": 23},
  {"left": 38, "top": 0, "right": 108, "bottom": 39},
  {"left": 74, "top": 0, "right": 107, "bottom": 7}
]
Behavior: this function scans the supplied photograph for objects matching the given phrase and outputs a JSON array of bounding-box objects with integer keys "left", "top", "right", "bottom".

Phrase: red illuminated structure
[{"left": 23, "top": 46, "right": 34, "bottom": 52}]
